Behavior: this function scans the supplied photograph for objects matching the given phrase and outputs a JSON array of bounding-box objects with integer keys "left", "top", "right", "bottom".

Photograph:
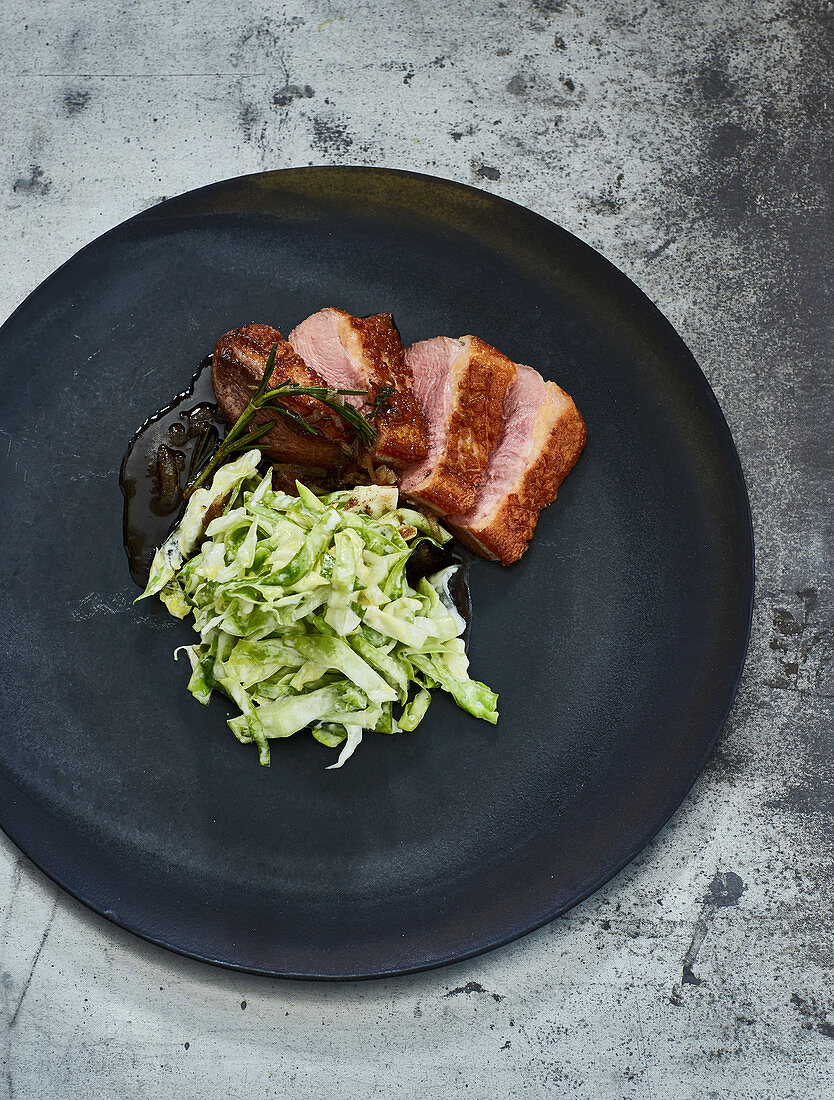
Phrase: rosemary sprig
[
  {"left": 183, "top": 344, "right": 374, "bottom": 499},
  {"left": 258, "top": 384, "right": 373, "bottom": 440}
]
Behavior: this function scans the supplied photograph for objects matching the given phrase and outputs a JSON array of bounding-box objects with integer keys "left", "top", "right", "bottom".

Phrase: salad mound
[{"left": 140, "top": 451, "right": 497, "bottom": 767}]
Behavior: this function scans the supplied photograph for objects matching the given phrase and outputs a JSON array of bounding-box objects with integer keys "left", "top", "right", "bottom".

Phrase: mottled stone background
[{"left": 1, "top": 1, "right": 832, "bottom": 1097}]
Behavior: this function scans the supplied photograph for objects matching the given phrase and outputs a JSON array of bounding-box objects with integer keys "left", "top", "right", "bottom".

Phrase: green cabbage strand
[{"left": 139, "top": 451, "right": 497, "bottom": 766}]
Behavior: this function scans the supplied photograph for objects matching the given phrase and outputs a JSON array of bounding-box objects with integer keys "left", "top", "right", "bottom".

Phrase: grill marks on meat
[
  {"left": 447, "top": 366, "right": 586, "bottom": 564},
  {"left": 399, "top": 335, "right": 518, "bottom": 515},
  {"left": 289, "top": 308, "right": 428, "bottom": 467},
  {"left": 212, "top": 323, "right": 348, "bottom": 465}
]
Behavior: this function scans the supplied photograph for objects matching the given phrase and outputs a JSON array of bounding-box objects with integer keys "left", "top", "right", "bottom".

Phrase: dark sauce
[
  {"left": 406, "top": 539, "right": 473, "bottom": 646},
  {"left": 119, "top": 359, "right": 472, "bottom": 637},
  {"left": 119, "top": 357, "right": 225, "bottom": 586}
]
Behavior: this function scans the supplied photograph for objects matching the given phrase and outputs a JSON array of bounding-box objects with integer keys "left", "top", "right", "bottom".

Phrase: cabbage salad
[{"left": 139, "top": 451, "right": 497, "bottom": 767}]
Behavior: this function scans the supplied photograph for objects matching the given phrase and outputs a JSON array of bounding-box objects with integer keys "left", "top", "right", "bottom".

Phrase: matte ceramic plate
[{"left": 0, "top": 167, "right": 753, "bottom": 979}]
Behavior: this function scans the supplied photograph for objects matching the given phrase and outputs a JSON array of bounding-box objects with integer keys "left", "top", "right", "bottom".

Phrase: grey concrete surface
[{"left": 1, "top": 1, "right": 833, "bottom": 1097}]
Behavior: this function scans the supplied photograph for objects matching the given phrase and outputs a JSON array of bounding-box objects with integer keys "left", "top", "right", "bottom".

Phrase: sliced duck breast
[
  {"left": 212, "top": 323, "right": 347, "bottom": 465},
  {"left": 399, "top": 335, "right": 518, "bottom": 515},
  {"left": 289, "top": 308, "right": 429, "bottom": 467},
  {"left": 447, "top": 365, "right": 586, "bottom": 564}
]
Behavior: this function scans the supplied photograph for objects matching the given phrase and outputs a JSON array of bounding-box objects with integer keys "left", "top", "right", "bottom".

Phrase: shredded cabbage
[{"left": 138, "top": 451, "right": 497, "bottom": 766}]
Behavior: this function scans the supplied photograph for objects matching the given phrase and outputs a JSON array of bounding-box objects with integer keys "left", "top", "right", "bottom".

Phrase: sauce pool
[{"left": 119, "top": 358, "right": 225, "bottom": 587}]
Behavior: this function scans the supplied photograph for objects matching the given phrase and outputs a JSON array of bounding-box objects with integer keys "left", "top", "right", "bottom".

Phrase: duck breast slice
[
  {"left": 447, "top": 365, "right": 586, "bottom": 564},
  {"left": 399, "top": 335, "right": 518, "bottom": 515}
]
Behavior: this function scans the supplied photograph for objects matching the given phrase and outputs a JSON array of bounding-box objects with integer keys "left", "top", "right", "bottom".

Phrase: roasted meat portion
[
  {"left": 398, "top": 335, "right": 517, "bottom": 515},
  {"left": 447, "top": 365, "right": 586, "bottom": 564},
  {"left": 212, "top": 323, "right": 347, "bottom": 465},
  {"left": 212, "top": 318, "right": 585, "bottom": 564},
  {"left": 288, "top": 308, "right": 429, "bottom": 467}
]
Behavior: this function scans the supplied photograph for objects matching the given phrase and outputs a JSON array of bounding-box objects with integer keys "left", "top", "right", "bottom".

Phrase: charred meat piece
[
  {"left": 398, "top": 335, "right": 517, "bottom": 515},
  {"left": 447, "top": 365, "right": 586, "bottom": 564},
  {"left": 288, "top": 308, "right": 429, "bottom": 467},
  {"left": 212, "top": 323, "right": 348, "bottom": 465}
]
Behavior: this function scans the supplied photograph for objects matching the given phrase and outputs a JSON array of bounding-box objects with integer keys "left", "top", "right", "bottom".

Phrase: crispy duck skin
[
  {"left": 289, "top": 308, "right": 429, "bottom": 467},
  {"left": 447, "top": 366, "right": 586, "bottom": 564},
  {"left": 398, "top": 335, "right": 518, "bottom": 515},
  {"left": 211, "top": 323, "right": 348, "bottom": 465}
]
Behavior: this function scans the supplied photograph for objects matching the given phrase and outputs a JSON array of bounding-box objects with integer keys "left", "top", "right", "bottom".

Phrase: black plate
[{"left": 0, "top": 168, "right": 753, "bottom": 979}]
